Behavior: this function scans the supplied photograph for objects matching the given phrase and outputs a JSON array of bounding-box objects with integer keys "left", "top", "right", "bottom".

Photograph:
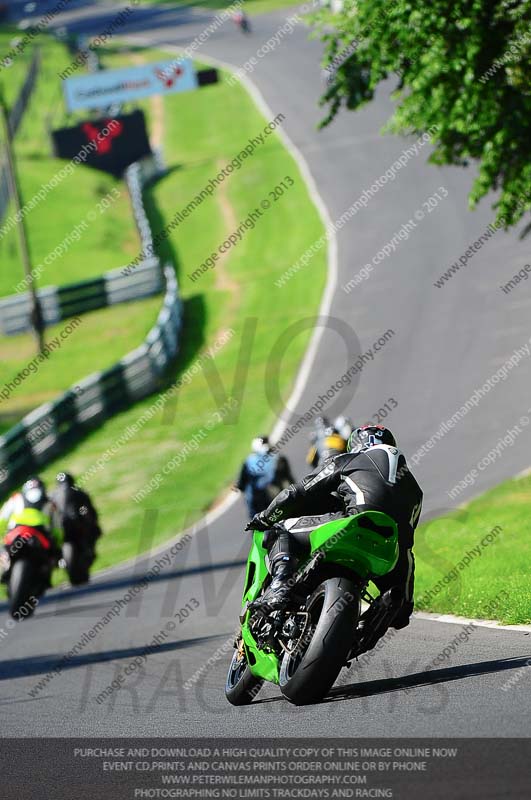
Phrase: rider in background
[
  {"left": 233, "top": 7, "right": 251, "bottom": 32},
  {"left": 0, "top": 477, "right": 62, "bottom": 585},
  {"left": 236, "top": 436, "right": 295, "bottom": 519},
  {"left": 333, "top": 415, "right": 353, "bottom": 441},
  {"left": 306, "top": 416, "right": 348, "bottom": 468},
  {"left": 51, "top": 472, "right": 102, "bottom": 568}
]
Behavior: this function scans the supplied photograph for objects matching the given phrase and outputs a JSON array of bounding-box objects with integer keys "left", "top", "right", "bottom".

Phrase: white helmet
[
  {"left": 334, "top": 416, "right": 352, "bottom": 439},
  {"left": 251, "top": 436, "right": 270, "bottom": 456}
]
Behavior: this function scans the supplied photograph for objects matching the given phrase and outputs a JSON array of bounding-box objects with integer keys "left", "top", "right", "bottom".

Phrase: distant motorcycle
[
  {"left": 306, "top": 416, "right": 348, "bottom": 469},
  {"left": 3, "top": 524, "right": 53, "bottom": 618},
  {"left": 60, "top": 504, "right": 96, "bottom": 586},
  {"left": 233, "top": 11, "right": 251, "bottom": 33}
]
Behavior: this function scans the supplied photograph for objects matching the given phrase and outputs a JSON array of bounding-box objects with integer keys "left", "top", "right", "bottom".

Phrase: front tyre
[
  {"left": 225, "top": 648, "right": 263, "bottom": 706},
  {"left": 279, "top": 577, "right": 359, "bottom": 705}
]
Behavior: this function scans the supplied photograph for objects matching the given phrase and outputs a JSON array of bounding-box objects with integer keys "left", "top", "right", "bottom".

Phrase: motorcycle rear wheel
[
  {"left": 279, "top": 576, "right": 359, "bottom": 705},
  {"left": 9, "top": 559, "right": 38, "bottom": 619},
  {"left": 63, "top": 541, "right": 90, "bottom": 586}
]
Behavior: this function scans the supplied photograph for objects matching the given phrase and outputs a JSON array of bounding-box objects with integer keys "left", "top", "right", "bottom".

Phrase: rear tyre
[
  {"left": 63, "top": 542, "right": 90, "bottom": 586},
  {"left": 225, "top": 648, "right": 264, "bottom": 706},
  {"left": 279, "top": 577, "right": 359, "bottom": 705},
  {"left": 9, "top": 560, "right": 37, "bottom": 619}
]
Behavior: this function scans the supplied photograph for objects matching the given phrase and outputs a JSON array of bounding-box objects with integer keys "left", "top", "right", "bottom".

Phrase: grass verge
[{"left": 413, "top": 474, "right": 531, "bottom": 625}]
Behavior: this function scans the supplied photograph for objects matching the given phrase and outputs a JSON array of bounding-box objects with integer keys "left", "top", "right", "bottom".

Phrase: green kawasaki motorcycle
[{"left": 226, "top": 511, "right": 401, "bottom": 706}]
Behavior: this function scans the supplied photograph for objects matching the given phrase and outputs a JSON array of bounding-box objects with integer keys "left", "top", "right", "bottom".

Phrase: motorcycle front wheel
[{"left": 225, "top": 646, "right": 263, "bottom": 706}]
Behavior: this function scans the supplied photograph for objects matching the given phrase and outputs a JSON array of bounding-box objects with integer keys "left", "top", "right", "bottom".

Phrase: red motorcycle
[
  {"left": 233, "top": 11, "right": 251, "bottom": 34},
  {"left": 2, "top": 525, "right": 54, "bottom": 618}
]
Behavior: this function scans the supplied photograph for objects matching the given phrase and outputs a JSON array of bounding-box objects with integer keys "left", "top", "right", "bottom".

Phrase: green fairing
[
  {"left": 308, "top": 511, "right": 399, "bottom": 577},
  {"left": 240, "top": 512, "right": 399, "bottom": 683},
  {"left": 241, "top": 531, "right": 280, "bottom": 683}
]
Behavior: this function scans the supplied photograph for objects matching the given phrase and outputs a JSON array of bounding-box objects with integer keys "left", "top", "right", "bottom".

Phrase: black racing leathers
[
  {"left": 258, "top": 445, "right": 423, "bottom": 607},
  {"left": 51, "top": 484, "right": 101, "bottom": 549}
]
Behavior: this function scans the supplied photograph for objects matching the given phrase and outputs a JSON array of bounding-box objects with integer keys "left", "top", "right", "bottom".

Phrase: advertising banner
[{"left": 63, "top": 58, "right": 197, "bottom": 111}]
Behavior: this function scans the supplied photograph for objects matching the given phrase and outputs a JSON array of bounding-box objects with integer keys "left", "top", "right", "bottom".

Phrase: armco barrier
[
  {"left": 125, "top": 152, "right": 166, "bottom": 257},
  {"left": 0, "top": 259, "right": 163, "bottom": 335},
  {"left": 0, "top": 154, "right": 166, "bottom": 336},
  {"left": 0, "top": 266, "right": 181, "bottom": 495}
]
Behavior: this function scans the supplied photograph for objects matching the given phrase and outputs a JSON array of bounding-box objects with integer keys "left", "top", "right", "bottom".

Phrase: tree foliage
[{"left": 316, "top": 0, "right": 531, "bottom": 231}]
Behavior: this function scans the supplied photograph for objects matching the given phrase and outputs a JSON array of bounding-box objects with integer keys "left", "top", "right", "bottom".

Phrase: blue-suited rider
[{"left": 236, "top": 436, "right": 295, "bottom": 519}]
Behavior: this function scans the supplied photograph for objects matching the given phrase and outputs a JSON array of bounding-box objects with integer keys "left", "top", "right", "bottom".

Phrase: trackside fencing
[
  {"left": 125, "top": 151, "right": 166, "bottom": 255},
  {"left": 0, "top": 259, "right": 163, "bottom": 335},
  {"left": 0, "top": 266, "right": 181, "bottom": 494},
  {"left": 0, "top": 153, "right": 166, "bottom": 336}
]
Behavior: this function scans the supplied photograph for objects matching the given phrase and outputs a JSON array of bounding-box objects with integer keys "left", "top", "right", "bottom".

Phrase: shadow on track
[
  {"left": 0, "top": 633, "right": 228, "bottom": 681},
  {"left": 327, "top": 655, "right": 531, "bottom": 702},
  {"left": 48, "top": 3, "right": 213, "bottom": 38},
  {"left": 251, "top": 656, "right": 531, "bottom": 706},
  {"left": 0, "top": 558, "right": 246, "bottom": 615},
  {"left": 34, "top": 601, "right": 128, "bottom": 619},
  {"left": 7, "top": 0, "right": 94, "bottom": 22}
]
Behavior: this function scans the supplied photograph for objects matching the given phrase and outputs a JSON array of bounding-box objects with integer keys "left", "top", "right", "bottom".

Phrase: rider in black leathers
[
  {"left": 247, "top": 425, "right": 423, "bottom": 630},
  {"left": 51, "top": 473, "right": 101, "bottom": 569}
]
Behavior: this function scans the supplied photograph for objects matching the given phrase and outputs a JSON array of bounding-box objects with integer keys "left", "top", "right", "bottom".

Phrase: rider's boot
[
  {"left": 251, "top": 553, "right": 298, "bottom": 611},
  {"left": 391, "top": 599, "right": 414, "bottom": 629},
  {"left": 356, "top": 587, "right": 404, "bottom": 650}
]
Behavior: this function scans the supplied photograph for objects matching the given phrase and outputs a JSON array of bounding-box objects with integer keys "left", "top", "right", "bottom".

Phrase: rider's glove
[{"left": 245, "top": 513, "right": 270, "bottom": 532}]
